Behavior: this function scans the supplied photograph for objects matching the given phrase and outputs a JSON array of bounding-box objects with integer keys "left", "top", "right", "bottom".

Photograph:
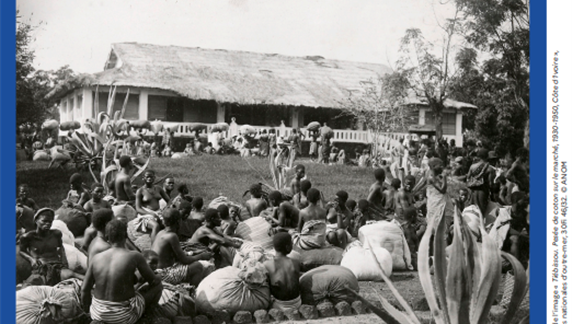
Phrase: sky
[{"left": 17, "top": 0, "right": 458, "bottom": 74}]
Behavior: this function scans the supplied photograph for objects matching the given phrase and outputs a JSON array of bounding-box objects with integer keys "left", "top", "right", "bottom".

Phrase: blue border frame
[
  {"left": 1, "top": 0, "right": 17, "bottom": 322},
  {"left": 529, "top": 0, "right": 547, "bottom": 323},
  {"left": 0, "top": 0, "right": 547, "bottom": 323}
]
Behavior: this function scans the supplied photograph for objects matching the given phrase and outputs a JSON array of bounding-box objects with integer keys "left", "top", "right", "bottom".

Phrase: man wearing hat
[{"left": 19, "top": 208, "right": 85, "bottom": 287}]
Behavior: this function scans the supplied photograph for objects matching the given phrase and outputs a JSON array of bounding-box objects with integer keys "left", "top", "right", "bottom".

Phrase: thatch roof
[
  {"left": 403, "top": 94, "right": 478, "bottom": 110},
  {"left": 48, "top": 42, "right": 392, "bottom": 108}
]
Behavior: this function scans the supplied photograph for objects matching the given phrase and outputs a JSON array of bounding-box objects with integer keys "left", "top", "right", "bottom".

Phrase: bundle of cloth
[
  {"left": 195, "top": 259, "right": 271, "bottom": 315},
  {"left": 16, "top": 279, "right": 85, "bottom": 324},
  {"left": 299, "top": 265, "right": 359, "bottom": 305},
  {"left": 341, "top": 240, "right": 393, "bottom": 281},
  {"left": 358, "top": 220, "right": 413, "bottom": 271}
]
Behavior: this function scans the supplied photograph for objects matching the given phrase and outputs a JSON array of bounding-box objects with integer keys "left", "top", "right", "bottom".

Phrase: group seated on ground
[{"left": 16, "top": 133, "right": 530, "bottom": 322}]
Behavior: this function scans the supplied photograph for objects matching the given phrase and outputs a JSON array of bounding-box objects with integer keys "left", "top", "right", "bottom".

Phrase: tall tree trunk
[{"left": 433, "top": 102, "right": 445, "bottom": 141}]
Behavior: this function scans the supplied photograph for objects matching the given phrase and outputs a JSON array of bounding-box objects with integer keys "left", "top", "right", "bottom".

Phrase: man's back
[
  {"left": 88, "top": 236, "right": 111, "bottom": 263},
  {"left": 91, "top": 248, "right": 139, "bottom": 302},
  {"left": 151, "top": 230, "right": 178, "bottom": 268},
  {"left": 300, "top": 205, "right": 326, "bottom": 223},
  {"left": 264, "top": 257, "right": 300, "bottom": 301},
  {"left": 115, "top": 172, "right": 132, "bottom": 202},
  {"left": 246, "top": 198, "right": 267, "bottom": 217}
]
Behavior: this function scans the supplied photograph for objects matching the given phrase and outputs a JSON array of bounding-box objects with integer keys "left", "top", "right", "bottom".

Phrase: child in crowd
[
  {"left": 66, "top": 173, "right": 90, "bottom": 210},
  {"left": 178, "top": 201, "right": 201, "bottom": 242},
  {"left": 83, "top": 183, "right": 111, "bottom": 213},
  {"left": 263, "top": 232, "right": 301, "bottom": 312},
  {"left": 383, "top": 178, "right": 401, "bottom": 219}
]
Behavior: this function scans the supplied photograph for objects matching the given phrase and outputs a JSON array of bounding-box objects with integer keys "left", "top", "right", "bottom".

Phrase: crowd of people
[{"left": 16, "top": 129, "right": 530, "bottom": 323}]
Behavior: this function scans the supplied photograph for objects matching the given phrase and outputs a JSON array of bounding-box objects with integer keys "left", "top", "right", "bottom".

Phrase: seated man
[
  {"left": 266, "top": 191, "right": 300, "bottom": 230},
  {"left": 81, "top": 220, "right": 163, "bottom": 324},
  {"left": 190, "top": 197, "right": 205, "bottom": 222},
  {"left": 245, "top": 184, "right": 268, "bottom": 217},
  {"left": 17, "top": 184, "right": 39, "bottom": 211},
  {"left": 383, "top": 179, "right": 401, "bottom": 219},
  {"left": 292, "top": 180, "right": 311, "bottom": 210},
  {"left": 115, "top": 156, "right": 137, "bottom": 206},
  {"left": 325, "top": 191, "right": 353, "bottom": 249},
  {"left": 151, "top": 208, "right": 213, "bottom": 285},
  {"left": 188, "top": 209, "right": 242, "bottom": 268},
  {"left": 83, "top": 209, "right": 141, "bottom": 253},
  {"left": 87, "top": 209, "right": 115, "bottom": 263},
  {"left": 19, "top": 208, "right": 85, "bottom": 287},
  {"left": 367, "top": 168, "right": 389, "bottom": 220},
  {"left": 84, "top": 183, "right": 112, "bottom": 213},
  {"left": 264, "top": 232, "right": 301, "bottom": 312},
  {"left": 293, "top": 188, "right": 327, "bottom": 250},
  {"left": 502, "top": 192, "right": 529, "bottom": 268},
  {"left": 171, "top": 184, "right": 193, "bottom": 209},
  {"left": 218, "top": 204, "right": 237, "bottom": 236},
  {"left": 401, "top": 206, "right": 426, "bottom": 266},
  {"left": 178, "top": 201, "right": 201, "bottom": 242}
]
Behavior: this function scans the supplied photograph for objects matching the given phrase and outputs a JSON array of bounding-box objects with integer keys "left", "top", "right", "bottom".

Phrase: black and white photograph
[{"left": 14, "top": 1, "right": 531, "bottom": 323}]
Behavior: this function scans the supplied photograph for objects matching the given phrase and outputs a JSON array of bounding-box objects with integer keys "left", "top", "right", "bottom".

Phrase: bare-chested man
[
  {"left": 81, "top": 220, "right": 163, "bottom": 324},
  {"left": 292, "top": 180, "right": 311, "bottom": 210},
  {"left": 245, "top": 184, "right": 268, "bottom": 217},
  {"left": 325, "top": 191, "right": 352, "bottom": 249},
  {"left": 263, "top": 232, "right": 301, "bottom": 312},
  {"left": 115, "top": 155, "right": 137, "bottom": 205},
  {"left": 218, "top": 204, "right": 237, "bottom": 236},
  {"left": 266, "top": 191, "right": 300, "bottom": 230},
  {"left": 293, "top": 188, "right": 327, "bottom": 250},
  {"left": 396, "top": 175, "right": 416, "bottom": 221},
  {"left": 367, "top": 168, "right": 388, "bottom": 219},
  {"left": 84, "top": 183, "right": 111, "bottom": 213},
  {"left": 19, "top": 208, "right": 84, "bottom": 287},
  {"left": 151, "top": 208, "right": 213, "bottom": 285},
  {"left": 17, "top": 184, "right": 39, "bottom": 211},
  {"left": 85, "top": 209, "right": 114, "bottom": 262},
  {"left": 188, "top": 209, "right": 242, "bottom": 268},
  {"left": 290, "top": 164, "right": 306, "bottom": 196},
  {"left": 383, "top": 178, "right": 401, "bottom": 219}
]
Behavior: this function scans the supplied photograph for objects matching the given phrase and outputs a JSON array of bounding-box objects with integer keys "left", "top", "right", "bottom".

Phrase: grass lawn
[
  {"left": 17, "top": 154, "right": 464, "bottom": 210},
  {"left": 16, "top": 155, "right": 526, "bottom": 323}
]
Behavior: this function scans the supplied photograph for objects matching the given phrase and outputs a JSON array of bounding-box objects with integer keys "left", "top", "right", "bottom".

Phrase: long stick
[{"left": 344, "top": 287, "right": 402, "bottom": 324}]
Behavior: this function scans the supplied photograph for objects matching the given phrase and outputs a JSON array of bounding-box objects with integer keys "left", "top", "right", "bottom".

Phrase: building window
[{"left": 424, "top": 111, "right": 457, "bottom": 135}]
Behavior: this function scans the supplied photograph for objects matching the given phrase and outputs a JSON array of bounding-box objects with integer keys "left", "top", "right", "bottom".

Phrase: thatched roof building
[{"left": 53, "top": 42, "right": 474, "bottom": 146}]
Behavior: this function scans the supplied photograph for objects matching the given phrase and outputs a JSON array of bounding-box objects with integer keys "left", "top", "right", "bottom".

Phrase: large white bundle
[
  {"left": 195, "top": 266, "right": 270, "bottom": 315},
  {"left": 239, "top": 124, "right": 256, "bottom": 135},
  {"left": 306, "top": 121, "right": 320, "bottom": 131},
  {"left": 42, "top": 119, "right": 59, "bottom": 131},
  {"left": 150, "top": 120, "right": 164, "bottom": 134},
  {"left": 33, "top": 151, "right": 50, "bottom": 161},
  {"left": 232, "top": 242, "right": 301, "bottom": 269},
  {"left": 341, "top": 245, "right": 393, "bottom": 281},
  {"left": 358, "top": 221, "right": 413, "bottom": 271},
  {"left": 51, "top": 220, "right": 75, "bottom": 246},
  {"left": 63, "top": 243, "right": 87, "bottom": 273},
  {"left": 16, "top": 285, "right": 82, "bottom": 324}
]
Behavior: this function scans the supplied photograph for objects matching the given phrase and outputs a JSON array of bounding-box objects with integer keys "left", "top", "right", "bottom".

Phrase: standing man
[
  {"left": 82, "top": 220, "right": 163, "bottom": 324},
  {"left": 115, "top": 156, "right": 136, "bottom": 205},
  {"left": 287, "top": 129, "right": 301, "bottom": 167}
]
